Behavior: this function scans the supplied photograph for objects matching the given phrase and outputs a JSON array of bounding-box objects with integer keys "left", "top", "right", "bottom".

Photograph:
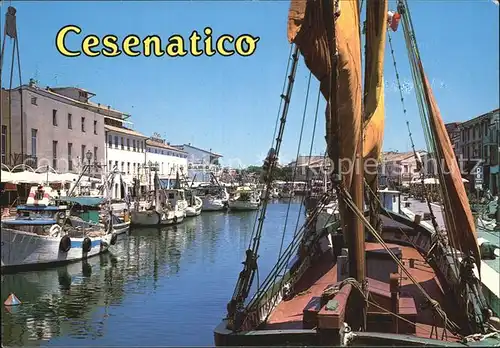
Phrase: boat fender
[
  {"left": 173, "top": 216, "right": 178, "bottom": 224},
  {"left": 111, "top": 233, "right": 117, "bottom": 245},
  {"left": 50, "top": 224, "right": 62, "bottom": 237},
  {"left": 82, "top": 237, "right": 92, "bottom": 253},
  {"left": 103, "top": 220, "right": 109, "bottom": 233},
  {"left": 59, "top": 235, "right": 71, "bottom": 253}
]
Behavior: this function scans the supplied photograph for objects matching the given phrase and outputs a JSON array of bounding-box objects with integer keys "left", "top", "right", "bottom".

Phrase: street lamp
[{"left": 85, "top": 150, "right": 92, "bottom": 181}]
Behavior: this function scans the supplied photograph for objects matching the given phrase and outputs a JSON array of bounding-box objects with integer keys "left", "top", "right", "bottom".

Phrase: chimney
[
  {"left": 98, "top": 103, "right": 101, "bottom": 107},
  {"left": 108, "top": 105, "right": 111, "bottom": 110}
]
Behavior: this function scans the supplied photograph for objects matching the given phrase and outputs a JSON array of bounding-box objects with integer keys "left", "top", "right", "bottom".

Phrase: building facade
[
  {"left": 171, "top": 143, "right": 222, "bottom": 182},
  {"left": 457, "top": 108, "right": 499, "bottom": 192},
  {"left": 146, "top": 135, "right": 188, "bottom": 181},
  {"left": 3, "top": 80, "right": 126, "bottom": 174},
  {"left": 105, "top": 123, "right": 148, "bottom": 199},
  {"left": 379, "top": 151, "right": 426, "bottom": 187},
  {"left": 445, "top": 122, "right": 462, "bottom": 158}
]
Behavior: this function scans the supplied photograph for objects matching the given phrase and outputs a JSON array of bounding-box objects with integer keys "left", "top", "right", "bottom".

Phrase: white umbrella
[
  {"left": 11, "top": 171, "right": 45, "bottom": 184},
  {"left": 1, "top": 170, "right": 16, "bottom": 183}
]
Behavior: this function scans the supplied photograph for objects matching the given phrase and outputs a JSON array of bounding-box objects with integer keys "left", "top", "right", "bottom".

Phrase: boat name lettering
[{"left": 55, "top": 26, "right": 260, "bottom": 58}]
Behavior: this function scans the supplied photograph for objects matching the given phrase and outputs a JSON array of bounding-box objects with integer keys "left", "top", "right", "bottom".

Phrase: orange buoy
[{"left": 4, "top": 293, "right": 21, "bottom": 306}]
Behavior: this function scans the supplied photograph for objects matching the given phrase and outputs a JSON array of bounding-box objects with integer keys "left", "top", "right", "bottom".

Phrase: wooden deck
[{"left": 265, "top": 242, "right": 460, "bottom": 341}]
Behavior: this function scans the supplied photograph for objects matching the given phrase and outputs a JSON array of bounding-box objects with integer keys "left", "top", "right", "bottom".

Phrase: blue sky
[{"left": 1, "top": 0, "right": 498, "bottom": 166}]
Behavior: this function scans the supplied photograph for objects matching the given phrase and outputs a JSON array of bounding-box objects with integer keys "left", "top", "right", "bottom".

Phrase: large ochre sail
[
  {"left": 288, "top": 0, "right": 362, "bottom": 193},
  {"left": 418, "top": 61, "right": 481, "bottom": 271},
  {"left": 362, "top": 0, "right": 388, "bottom": 229}
]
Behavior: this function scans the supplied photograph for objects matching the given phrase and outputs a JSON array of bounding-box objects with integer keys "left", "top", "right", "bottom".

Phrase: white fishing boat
[
  {"left": 130, "top": 172, "right": 186, "bottom": 226},
  {"left": 196, "top": 183, "right": 230, "bottom": 211},
  {"left": 185, "top": 189, "right": 203, "bottom": 217},
  {"left": 1, "top": 186, "right": 115, "bottom": 272},
  {"left": 228, "top": 186, "right": 261, "bottom": 211}
]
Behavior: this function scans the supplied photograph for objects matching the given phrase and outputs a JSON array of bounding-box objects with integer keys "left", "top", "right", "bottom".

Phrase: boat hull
[
  {"left": 1, "top": 228, "right": 112, "bottom": 272},
  {"left": 228, "top": 200, "right": 260, "bottom": 211},
  {"left": 202, "top": 198, "right": 227, "bottom": 211},
  {"left": 131, "top": 210, "right": 161, "bottom": 226},
  {"left": 185, "top": 206, "right": 202, "bottom": 217}
]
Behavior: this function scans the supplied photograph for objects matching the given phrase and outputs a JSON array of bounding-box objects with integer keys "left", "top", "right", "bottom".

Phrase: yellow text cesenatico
[{"left": 55, "top": 25, "right": 260, "bottom": 58}]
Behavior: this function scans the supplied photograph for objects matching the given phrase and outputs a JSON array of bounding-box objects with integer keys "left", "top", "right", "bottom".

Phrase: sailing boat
[{"left": 214, "top": 0, "right": 500, "bottom": 346}]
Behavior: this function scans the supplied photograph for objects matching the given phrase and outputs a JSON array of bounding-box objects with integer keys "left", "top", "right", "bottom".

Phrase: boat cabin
[
  {"left": 378, "top": 188, "right": 401, "bottom": 214},
  {"left": 161, "top": 189, "right": 187, "bottom": 210}
]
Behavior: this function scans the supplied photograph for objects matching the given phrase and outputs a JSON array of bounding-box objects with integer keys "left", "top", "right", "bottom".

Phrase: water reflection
[{"left": 1, "top": 203, "right": 304, "bottom": 346}]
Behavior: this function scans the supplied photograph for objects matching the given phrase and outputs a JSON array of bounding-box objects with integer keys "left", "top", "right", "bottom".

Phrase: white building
[
  {"left": 171, "top": 143, "right": 222, "bottom": 182},
  {"left": 146, "top": 135, "right": 188, "bottom": 182},
  {"left": 104, "top": 124, "right": 148, "bottom": 199},
  {"left": 3, "top": 79, "right": 126, "bottom": 175},
  {"left": 379, "top": 150, "right": 427, "bottom": 187}
]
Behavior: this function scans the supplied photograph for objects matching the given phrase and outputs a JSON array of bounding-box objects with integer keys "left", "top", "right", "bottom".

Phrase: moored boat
[
  {"left": 185, "top": 188, "right": 203, "bottom": 217},
  {"left": 228, "top": 186, "right": 261, "bottom": 211},
  {"left": 1, "top": 185, "right": 114, "bottom": 273}
]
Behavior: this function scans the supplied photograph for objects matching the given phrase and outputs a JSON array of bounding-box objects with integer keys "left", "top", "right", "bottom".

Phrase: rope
[
  {"left": 277, "top": 71, "right": 312, "bottom": 258},
  {"left": 248, "top": 193, "right": 332, "bottom": 309},
  {"left": 398, "top": 0, "right": 463, "bottom": 271},
  {"left": 337, "top": 184, "right": 462, "bottom": 336},
  {"left": 264, "top": 83, "right": 322, "bottom": 320},
  {"left": 227, "top": 45, "right": 300, "bottom": 319}
]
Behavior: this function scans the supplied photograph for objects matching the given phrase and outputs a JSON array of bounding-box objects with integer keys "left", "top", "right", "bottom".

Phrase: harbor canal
[{"left": 1, "top": 201, "right": 304, "bottom": 346}]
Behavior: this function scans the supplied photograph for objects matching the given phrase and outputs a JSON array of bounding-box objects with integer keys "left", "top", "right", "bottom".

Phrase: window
[
  {"left": 68, "top": 143, "right": 73, "bottom": 171},
  {"left": 94, "top": 120, "right": 98, "bottom": 135},
  {"left": 127, "top": 138, "right": 130, "bottom": 150},
  {"left": 109, "top": 160, "right": 112, "bottom": 170},
  {"left": 121, "top": 162, "right": 124, "bottom": 173},
  {"left": 139, "top": 141, "right": 142, "bottom": 152},
  {"left": 52, "top": 141, "right": 58, "bottom": 169},
  {"left": 52, "top": 110, "right": 58, "bottom": 126},
  {"left": 81, "top": 145, "right": 86, "bottom": 163},
  {"left": 127, "top": 162, "right": 130, "bottom": 174},
  {"left": 133, "top": 163, "right": 136, "bottom": 173},
  {"left": 31, "top": 129, "right": 37, "bottom": 156},
  {"left": 94, "top": 146, "right": 98, "bottom": 163},
  {"left": 114, "top": 136, "right": 118, "bottom": 147},
  {"left": 121, "top": 137, "right": 124, "bottom": 150},
  {"left": 1, "top": 125, "right": 6, "bottom": 163},
  {"left": 114, "top": 161, "right": 118, "bottom": 170},
  {"left": 81, "top": 117, "right": 85, "bottom": 132},
  {"left": 68, "top": 113, "right": 72, "bottom": 129},
  {"left": 31, "top": 96, "right": 38, "bottom": 105},
  {"left": 108, "top": 134, "right": 112, "bottom": 147},
  {"left": 133, "top": 139, "right": 136, "bottom": 151}
]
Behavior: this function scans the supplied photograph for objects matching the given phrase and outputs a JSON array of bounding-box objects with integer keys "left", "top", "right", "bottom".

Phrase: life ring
[
  {"left": 173, "top": 216, "right": 178, "bottom": 224},
  {"left": 50, "top": 224, "right": 62, "bottom": 237},
  {"left": 111, "top": 233, "right": 117, "bottom": 245},
  {"left": 82, "top": 237, "right": 92, "bottom": 253},
  {"left": 59, "top": 235, "right": 71, "bottom": 253}
]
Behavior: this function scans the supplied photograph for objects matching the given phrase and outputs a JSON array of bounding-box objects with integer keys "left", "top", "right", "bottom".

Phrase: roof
[
  {"left": 382, "top": 151, "right": 419, "bottom": 162},
  {"left": 461, "top": 108, "right": 500, "bottom": 127},
  {"left": 14, "top": 84, "right": 129, "bottom": 119},
  {"left": 146, "top": 139, "right": 187, "bottom": 153},
  {"left": 105, "top": 124, "right": 147, "bottom": 138},
  {"left": 172, "top": 144, "right": 222, "bottom": 157},
  {"left": 287, "top": 156, "right": 325, "bottom": 167},
  {"left": 50, "top": 86, "right": 96, "bottom": 97}
]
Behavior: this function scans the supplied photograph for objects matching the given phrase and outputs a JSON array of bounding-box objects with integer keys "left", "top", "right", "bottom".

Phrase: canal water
[{"left": 1, "top": 201, "right": 304, "bottom": 346}]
